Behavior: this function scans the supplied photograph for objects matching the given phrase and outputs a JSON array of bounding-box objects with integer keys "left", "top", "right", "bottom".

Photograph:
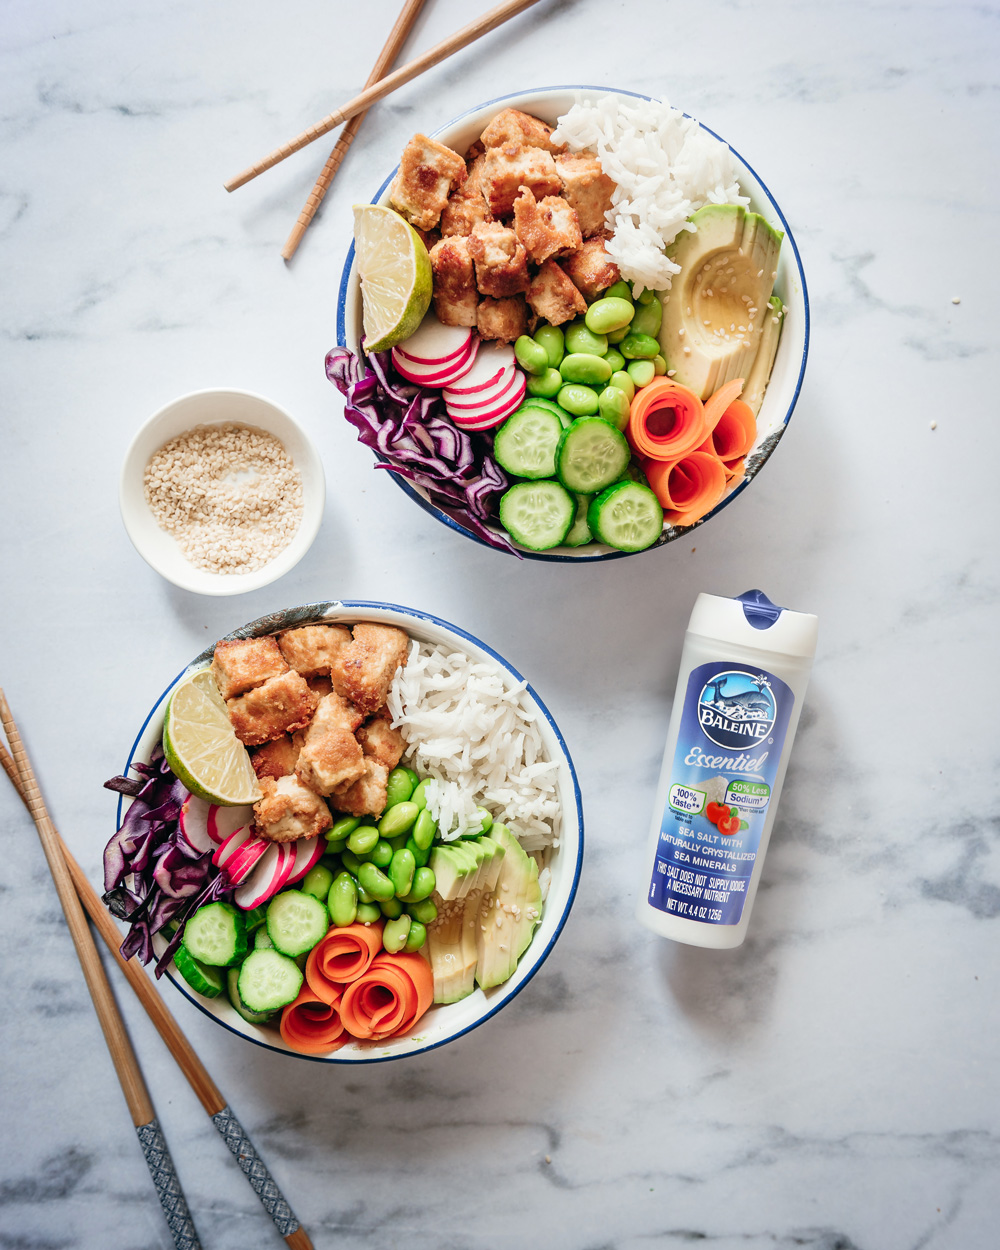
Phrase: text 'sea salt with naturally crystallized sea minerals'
[{"left": 637, "top": 590, "right": 818, "bottom": 949}]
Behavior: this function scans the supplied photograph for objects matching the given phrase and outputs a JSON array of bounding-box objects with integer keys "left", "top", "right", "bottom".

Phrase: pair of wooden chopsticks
[
  {"left": 0, "top": 690, "right": 313, "bottom": 1250},
  {"left": 231, "top": 0, "right": 545, "bottom": 258}
]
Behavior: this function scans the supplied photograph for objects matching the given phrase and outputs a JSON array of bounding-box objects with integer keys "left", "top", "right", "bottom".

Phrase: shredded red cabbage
[{"left": 326, "top": 345, "right": 518, "bottom": 556}]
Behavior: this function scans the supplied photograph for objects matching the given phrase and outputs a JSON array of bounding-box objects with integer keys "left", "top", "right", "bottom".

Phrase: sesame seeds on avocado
[{"left": 658, "top": 204, "right": 783, "bottom": 400}]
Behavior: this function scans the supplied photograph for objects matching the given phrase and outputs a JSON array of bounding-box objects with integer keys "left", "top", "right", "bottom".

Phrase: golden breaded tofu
[
  {"left": 467, "top": 222, "right": 529, "bottom": 297},
  {"left": 295, "top": 692, "right": 366, "bottom": 796},
  {"left": 277, "top": 624, "right": 352, "bottom": 678},
  {"left": 526, "top": 260, "right": 588, "bottom": 326},
  {"left": 513, "top": 187, "right": 582, "bottom": 264},
  {"left": 388, "top": 133, "right": 467, "bottom": 232},
  {"left": 555, "top": 151, "right": 615, "bottom": 237},
  {"left": 211, "top": 637, "right": 288, "bottom": 701},
  {"left": 440, "top": 155, "right": 493, "bottom": 237},
  {"left": 480, "top": 108, "right": 565, "bottom": 155},
  {"left": 249, "top": 734, "right": 301, "bottom": 781},
  {"left": 477, "top": 295, "right": 528, "bottom": 343},
  {"left": 560, "top": 235, "right": 620, "bottom": 302},
  {"left": 330, "top": 623, "right": 409, "bottom": 716},
  {"left": 356, "top": 714, "right": 406, "bottom": 771},
  {"left": 254, "top": 775, "right": 332, "bottom": 843},
  {"left": 306, "top": 674, "right": 333, "bottom": 697},
  {"left": 226, "top": 670, "right": 319, "bottom": 747},
  {"left": 480, "top": 144, "right": 562, "bottom": 218},
  {"left": 331, "top": 758, "right": 390, "bottom": 819},
  {"left": 429, "top": 236, "right": 479, "bottom": 327}
]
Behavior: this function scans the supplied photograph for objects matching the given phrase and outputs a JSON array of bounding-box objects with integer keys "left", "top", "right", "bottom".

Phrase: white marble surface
[{"left": 2, "top": 1, "right": 998, "bottom": 1246}]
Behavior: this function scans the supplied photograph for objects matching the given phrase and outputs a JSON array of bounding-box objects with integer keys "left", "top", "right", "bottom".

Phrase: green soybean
[
  {"left": 609, "top": 369, "right": 635, "bottom": 401},
  {"left": 564, "top": 320, "right": 608, "bottom": 356},
  {"left": 406, "top": 835, "right": 430, "bottom": 869},
  {"left": 630, "top": 297, "right": 662, "bottom": 338},
  {"left": 382, "top": 915, "right": 412, "bottom": 955},
  {"left": 356, "top": 883, "right": 375, "bottom": 904},
  {"left": 604, "top": 279, "right": 633, "bottom": 302},
  {"left": 402, "top": 866, "right": 436, "bottom": 903},
  {"left": 634, "top": 285, "right": 657, "bottom": 305},
  {"left": 604, "top": 348, "right": 626, "bottom": 372},
  {"left": 357, "top": 861, "right": 395, "bottom": 902},
  {"left": 607, "top": 324, "right": 629, "bottom": 344},
  {"left": 620, "top": 332, "right": 660, "bottom": 360},
  {"left": 329, "top": 815, "right": 360, "bottom": 841},
  {"left": 347, "top": 824, "right": 379, "bottom": 856},
  {"left": 356, "top": 902, "right": 381, "bottom": 924},
  {"left": 385, "top": 767, "right": 416, "bottom": 808},
  {"left": 525, "top": 367, "right": 564, "bottom": 398},
  {"left": 412, "top": 808, "right": 437, "bottom": 851},
  {"left": 388, "top": 848, "right": 416, "bottom": 898},
  {"left": 533, "top": 324, "right": 565, "bottom": 368},
  {"left": 379, "top": 800, "right": 419, "bottom": 838},
  {"left": 379, "top": 897, "right": 404, "bottom": 920},
  {"left": 599, "top": 386, "right": 631, "bottom": 431},
  {"left": 302, "top": 864, "right": 335, "bottom": 901},
  {"left": 514, "top": 335, "right": 549, "bottom": 375},
  {"left": 410, "top": 779, "right": 430, "bottom": 812},
  {"left": 585, "top": 297, "right": 635, "bottom": 335},
  {"left": 386, "top": 833, "right": 408, "bottom": 852},
  {"left": 327, "top": 872, "right": 358, "bottom": 927},
  {"left": 559, "top": 353, "right": 612, "bottom": 386},
  {"left": 653, "top": 354, "right": 667, "bottom": 376},
  {"left": 341, "top": 848, "right": 364, "bottom": 876},
  {"left": 404, "top": 920, "right": 427, "bottom": 953},
  {"left": 407, "top": 898, "right": 438, "bottom": 925},
  {"left": 370, "top": 838, "right": 394, "bottom": 869},
  {"left": 402, "top": 767, "right": 420, "bottom": 789},
  {"left": 557, "top": 384, "right": 600, "bottom": 417},
  {"left": 627, "top": 359, "right": 656, "bottom": 388}
]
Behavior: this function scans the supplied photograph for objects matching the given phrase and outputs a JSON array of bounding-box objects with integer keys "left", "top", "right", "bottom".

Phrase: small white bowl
[{"left": 120, "top": 389, "right": 325, "bottom": 595}]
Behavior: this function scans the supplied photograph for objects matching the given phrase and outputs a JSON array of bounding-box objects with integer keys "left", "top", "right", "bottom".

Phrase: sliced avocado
[
  {"left": 428, "top": 842, "right": 480, "bottom": 900},
  {"left": 475, "top": 836, "right": 506, "bottom": 894},
  {"left": 425, "top": 892, "right": 478, "bottom": 1004},
  {"left": 658, "top": 204, "right": 783, "bottom": 399},
  {"left": 742, "top": 295, "right": 785, "bottom": 417},
  {"left": 474, "top": 825, "right": 543, "bottom": 990}
]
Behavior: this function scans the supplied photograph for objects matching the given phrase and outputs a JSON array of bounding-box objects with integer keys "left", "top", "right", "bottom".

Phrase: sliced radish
[
  {"left": 234, "top": 841, "right": 297, "bottom": 910},
  {"left": 212, "top": 825, "right": 266, "bottom": 881},
  {"left": 448, "top": 369, "right": 525, "bottom": 421},
  {"left": 178, "top": 794, "right": 215, "bottom": 854},
  {"left": 208, "top": 804, "right": 255, "bottom": 845},
  {"left": 285, "top": 837, "right": 326, "bottom": 887},
  {"left": 394, "top": 316, "right": 473, "bottom": 365},
  {"left": 445, "top": 364, "right": 519, "bottom": 411},
  {"left": 453, "top": 380, "right": 528, "bottom": 429},
  {"left": 392, "top": 337, "right": 478, "bottom": 386},
  {"left": 443, "top": 342, "right": 515, "bottom": 396}
]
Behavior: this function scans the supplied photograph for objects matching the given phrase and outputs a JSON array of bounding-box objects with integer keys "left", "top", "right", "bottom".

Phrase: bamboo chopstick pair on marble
[
  {"left": 0, "top": 689, "right": 313, "bottom": 1250},
  {"left": 231, "top": 0, "right": 545, "bottom": 258}
]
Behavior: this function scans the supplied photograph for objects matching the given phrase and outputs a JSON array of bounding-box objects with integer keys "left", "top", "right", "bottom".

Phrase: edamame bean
[
  {"left": 629, "top": 297, "right": 662, "bottom": 338},
  {"left": 634, "top": 285, "right": 657, "bottom": 305},
  {"left": 533, "top": 324, "right": 564, "bottom": 368},
  {"left": 329, "top": 815, "right": 360, "bottom": 841},
  {"left": 357, "top": 861, "right": 395, "bottom": 902},
  {"left": 404, "top": 920, "right": 427, "bottom": 953},
  {"left": 609, "top": 370, "right": 635, "bottom": 401},
  {"left": 379, "top": 800, "right": 419, "bottom": 838},
  {"left": 385, "top": 767, "right": 415, "bottom": 808},
  {"left": 379, "top": 897, "right": 404, "bottom": 919},
  {"left": 607, "top": 324, "right": 629, "bottom": 344},
  {"left": 564, "top": 320, "right": 609, "bottom": 356},
  {"left": 356, "top": 902, "right": 381, "bottom": 924},
  {"left": 388, "top": 848, "right": 416, "bottom": 898},
  {"left": 370, "top": 838, "right": 394, "bottom": 869},
  {"left": 598, "top": 386, "right": 631, "bottom": 431},
  {"left": 327, "top": 872, "right": 358, "bottom": 927},
  {"left": 525, "top": 367, "right": 564, "bottom": 398},
  {"left": 341, "top": 848, "right": 364, "bottom": 876},
  {"left": 557, "top": 384, "right": 600, "bottom": 417},
  {"left": 382, "top": 915, "right": 412, "bottom": 954},
  {"left": 356, "top": 883, "right": 376, "bottom": 904},
  {"left": 412, "top": 808, "right": 437, "bottom": 851},
  {"left": 403, "top": 767, "right": 419, "bottom": 789},
  {"left": 604, "top": 279, "right": 633, "bottom": 302},
  {"left": 347, "top": 824, "right": 379, "bottom": 856},
  {"left": 302, "top": 863, "right": 335, "bottom": 901},
  {"left": 401, "top": 866, "right": 436, "bottom": 903},
  {"left": 585, "top": 297, "right": 635, "bottom": 335},
  {"left": 604, "top": 348, "right": 626, "bottom": 372},
  {"left": 620, "top": 332, "right": 660, "bottom": 360},
  {"left": 627, "top": 359, "right": 656, "bottom": 388},
  {"left": 406, "top": 835, "right": 430, "bottom": 869},
  {"left": 410, "top": 779, "right": 430, "bottom": 812},
  {"left": 407, "top": 898, "right": 438, "bottom": 925},
  {"left": 653, "top": 354, "right": 667, "bottom": 376},
  {"left": 514, "top": 334, "right": 549, "bottom": 375},
  {"left": 559, "top": 353, "right": 612, "bottom": 386}
]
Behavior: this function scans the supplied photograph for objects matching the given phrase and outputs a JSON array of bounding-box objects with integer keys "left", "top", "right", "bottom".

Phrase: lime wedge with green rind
[
  {"left": 162, "top": 668, "right": 261, "bottom": 806},
  {"left": 353, "top": 204, "right": 432, "bottom": 353}
]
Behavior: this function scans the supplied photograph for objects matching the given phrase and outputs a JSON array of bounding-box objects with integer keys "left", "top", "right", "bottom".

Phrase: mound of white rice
[
  {"left": 386, "top": 640, "right": 560, "bottom": 850},
  {"left": 551, "top": 95, "right": 749, "bottom": 294}
]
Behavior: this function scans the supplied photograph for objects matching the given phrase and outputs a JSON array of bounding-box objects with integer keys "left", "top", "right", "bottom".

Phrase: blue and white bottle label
[{"left": 647, "top": 660, "right": 794, "bottom": 926}]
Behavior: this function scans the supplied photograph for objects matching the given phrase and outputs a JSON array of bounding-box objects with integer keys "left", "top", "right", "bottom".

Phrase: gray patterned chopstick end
[
  {"left": 211, "top": 1105, "right": 300, "bottom": 1237},
  {"left": 135, "top": 1118, "right": 202, "bottom": 1250}
]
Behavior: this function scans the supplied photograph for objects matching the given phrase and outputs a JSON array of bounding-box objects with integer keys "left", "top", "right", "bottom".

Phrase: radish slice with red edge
[
  {"left": 208, "top": 804, "right": 255, "bottom": 846},
  {"left": 391, "top": 337, "right": 478, "bottom": 387},
  {"left": 178, "top": 794, "right": 215, "bottom": 854},
  {"left": 447, "top": 370, "right": 525, "bottom": 423},
  {"left": 234, "top": 841, "right": 297, "bottom": 909},
  {"left": 445, "top": 365, "right": 518, "bottom": 411},
  {"left": 453, "top": 380, "right": 528, "bottom": 429},
  {"left": 443, "top": 342, "right": 515, "bottom": 395},
  {"left": 393, "top": 316, "right": 473, "bottom": 365},
  {"left": 286, "top": 838, "right": 326, "bottom": 887}
]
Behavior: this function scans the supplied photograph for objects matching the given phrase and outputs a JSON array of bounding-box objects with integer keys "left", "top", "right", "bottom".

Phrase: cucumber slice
[
  {"left": 498, "top": 481, "right": 575, "bottom": 551},
  {"left": 173, "top": 943, "right": 226, "bottom": 998},
  {"left": 563, "top": 493, "right": 594, "bottom": 547},
  {"left": 181, "top": 901, "right": 247, "bottom": 967},
  {"left": 555, "top": 417, "right": 630, "bottom": 494},
  {"left": 588, "top": 480, "right": 665, "bottom": 552},
  {"left": 265, "top": 889, "right": 329, "bottom": 958},
  {"left": 242, "top": 905, "right": 268, "bottom": 933},
  {"left": 516, "top": 397, "right": 573, "bottom": 429},
  {"left": 255, "top": 926, "right": 275, "bottom": 949},
  {"left": 226, "top": 965, "right": 276, "bottom": 1025},
  {"left": 493, "top": 407, "right": 563, "bottom": 479},
  {"left": 237, "top": 948, "right": 303, "bottom": 1014}
]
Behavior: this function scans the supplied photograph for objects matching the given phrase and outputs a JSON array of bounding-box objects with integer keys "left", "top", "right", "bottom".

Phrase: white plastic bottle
[{"left": 637, "top": 589, "right": 818, "bottom": 949}]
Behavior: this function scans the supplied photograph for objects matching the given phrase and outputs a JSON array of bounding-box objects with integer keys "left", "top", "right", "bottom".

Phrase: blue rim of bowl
[
  {"left": 116, "top": 600, "right": 585, "bottom": 1064},
  {"left": 335, "top": 85, "right": 810, "bottom": 563}
]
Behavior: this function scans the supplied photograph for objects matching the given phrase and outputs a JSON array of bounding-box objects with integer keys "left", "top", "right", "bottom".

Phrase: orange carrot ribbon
[
  {"left": 306, "top": 922, "right": 384, "bottom": 1000},
  {"left": 627, "top": 378, "right": 707, "bottom": 462},
  {"left": 338, "top": 952, "right": 434, "bottom": 1042},
  {"left": 280, "top": 985, "right": 348, "bottom": 1054}
]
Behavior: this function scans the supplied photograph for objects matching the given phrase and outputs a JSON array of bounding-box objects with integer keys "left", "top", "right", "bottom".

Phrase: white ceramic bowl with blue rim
[
  {"left": 336, "top": 86, "right": 809, "bottom": 562},
  {"left": 116, "top": 600, "right": 584, "bottom": 1063}
]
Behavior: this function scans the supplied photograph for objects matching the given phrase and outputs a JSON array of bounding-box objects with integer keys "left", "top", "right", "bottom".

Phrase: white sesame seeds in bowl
[{"left": 120, "top": 389, "right": 325, "bottom": 595}]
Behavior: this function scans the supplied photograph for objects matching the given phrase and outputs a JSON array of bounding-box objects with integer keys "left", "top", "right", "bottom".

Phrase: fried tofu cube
[
  {"left": 330, "top": 623, "right": 409, "bottom": 716},
  {"left": 467, "top": 222, "right": 529, "bottom": 297},
  {"left": 429, "top": 236, "right": 479, "bottom": 327},
  {"left": 513, "top": 187, "right": 582, "bottom": 264},
  {"left": 526, "top": 260, "right": 587, "bottom": 326},
  {"left": 211, "top": 637, "right": 288, "bottom": 701},
  {"left": 555, "top": 151, "right": 615, "bottom": 237},
  {"left": 249, "top": 734, "right": 301, "bottom": 781},
  {"left": 295, "top": 692, "right": 366, "bottom": 796},
  {"left": 480, "top": 144, "right": 562, "bottom": 218},
  {"left": 277, "top": 624, "right": 352, "bottom": 678},
  {"left": 226, "top": 670, "right": 319, "bottom": 746},
  {"left": 254, "top": 775, "right": 332, "bottom": 843},
  {"left": 477, "top": 295, "right": 528, "bottom": 343},
  {"left": 356, "top": 713, "right": 406, "bottom": 771},
  {"left": 331, "top": 758, "right": 390, "bottom": 819},
  {"left": 388, "top": 134, "right": 467, "bottom": 231},
  {"left": 480, "top": 108, "right": 565, "bottom": 155},
  {"left": 440, "top": 155, "right": 493, "bottom": 237},
  {"left": 560, "top": 235, "right": 620, "bottom": 302}
]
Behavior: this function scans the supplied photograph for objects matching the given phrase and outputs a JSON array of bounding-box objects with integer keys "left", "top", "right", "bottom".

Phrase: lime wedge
[
  {"left": 162, "top": 668, "right": 261, "bottom": 806},
  {"left": 353, "top": 204, "right": 433, "bottom": 353}
]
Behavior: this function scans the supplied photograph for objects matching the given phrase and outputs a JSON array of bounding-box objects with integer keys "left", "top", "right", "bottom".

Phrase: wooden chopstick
[
  {"left": 225, "top": 0, "right": 544, "bottom": 192},
  {"left": 281, "top": 0, "right": 428, "bottom": 261},
  {"left": 0, "top": 692, "right": 203, "bottom": 1250},
  {"left": 0, "top": 734, "right": 314, "bottom": 1250}
]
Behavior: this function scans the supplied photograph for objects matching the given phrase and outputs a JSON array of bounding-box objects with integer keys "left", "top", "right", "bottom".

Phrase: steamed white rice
[
  {"left": 551, "top": 95, "right": 749, "bottom": 294},
  {"left": 386, "top": 640, "right": 560, "bottom": 849}
]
